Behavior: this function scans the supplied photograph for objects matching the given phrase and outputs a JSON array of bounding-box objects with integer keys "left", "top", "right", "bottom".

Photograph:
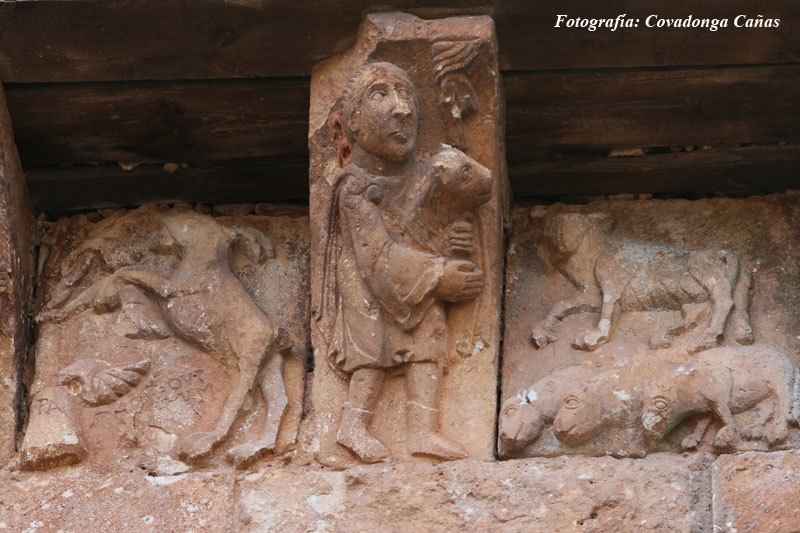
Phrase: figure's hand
[
  {"left": 448, "top": 220, "right": 474, "bottom": 257},
  {"left": 435, "top": 260, "right": 483, "bottom": 302}
]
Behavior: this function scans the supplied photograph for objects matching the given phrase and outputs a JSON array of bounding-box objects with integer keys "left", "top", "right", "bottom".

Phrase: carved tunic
[{"left": 328, "top": 163, "right": 448, "bottom": 373}]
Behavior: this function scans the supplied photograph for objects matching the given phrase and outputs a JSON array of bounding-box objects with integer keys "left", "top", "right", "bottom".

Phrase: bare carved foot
[
  {"left": 226, "top": 438, "right": 276, "bottom": 468},
  {"left": 572, "top": 329, "right": 608, "bottom": 351},
  {"left": 178, "top": 431, "right": 223, "bottom": 461},
  {"left": 531, "top": 322, "right": 558, "bottom": 348}
]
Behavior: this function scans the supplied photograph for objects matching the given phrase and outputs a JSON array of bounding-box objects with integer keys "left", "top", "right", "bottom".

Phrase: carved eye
[
  {"left": 370, "top": 89, "right": 387, "bottom": 101},
  {"left": 504, "top": 405, "right": 518, "bottom": 417},
  {"left": 564, "top": 396, "right": 582, "bottom": 410},
  {"left": 652, "top": 397, "right": 669, "bottom": 411},
  {"left": 395, "top": 86, "right": 410, "bottom": 99},
  {"left": 460, "top": 165, "right": 472, "bottom": 184}
]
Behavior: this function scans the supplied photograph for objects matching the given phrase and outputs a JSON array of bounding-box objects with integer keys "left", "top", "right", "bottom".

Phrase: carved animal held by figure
[
  {"left": 642, "top": 346, "right": 800, "bottom": 449},
  {"left": 531, "top": 212, "right": 754, "bottom": 354},
  {"left": 498, "top": 365, "right": 596, "bottom": 456},
  {"left": 551, "top": 360, "right": 673, "bottom": 446},
  {"left": 405, "top": 143, "right": 493, "bottom": 259}
]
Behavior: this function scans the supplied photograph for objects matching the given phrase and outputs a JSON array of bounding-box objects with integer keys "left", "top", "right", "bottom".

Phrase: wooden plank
[
  {"left": 25, "top": 158, "right": 309, "bottom": 213},
  {"left": 6, "top": 65, "right": 799, "bottom": 168},
  {"left": 4, "top": 78, "right": 309, "bottom": 166},
  {"left": 510, "top": 145, "right": 800, "bottom": 197},
  {"left": 505, "top": 65, "right": 800, "bottom": 160},
  {"left": 25, "top": 146, "right": 800, "bottom": 212},
  {"left": 0, "top": 1, "right": 798, "bottom": 82}
]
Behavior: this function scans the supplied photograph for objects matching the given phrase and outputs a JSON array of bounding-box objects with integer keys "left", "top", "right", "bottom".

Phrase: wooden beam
[
  {"left": 0, "top": 1, "right": 798, "bottom": 82},
  {"left": 505, "top": 65, "right": 800, "bottom": 160},
  {"left": 5, "top": 78, "right": 309, "bottom": 166},
  {"left": 510, "top": 144, "right": 800, "bottom": 197},
  {"left": 25, "top": 146, "right": 800, "bottom": 212},
  {"left": 6, "top": 65, "right": 799, "bottom": 168}
]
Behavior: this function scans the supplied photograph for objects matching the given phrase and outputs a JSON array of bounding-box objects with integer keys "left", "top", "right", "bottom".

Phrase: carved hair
[{"left": 329, "top": 62, "right": 420, "bottom": 168}]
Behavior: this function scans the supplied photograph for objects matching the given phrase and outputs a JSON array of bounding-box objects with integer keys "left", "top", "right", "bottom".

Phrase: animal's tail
[{"left": 726, "top": 252, "right": 754, "bottom": 345}]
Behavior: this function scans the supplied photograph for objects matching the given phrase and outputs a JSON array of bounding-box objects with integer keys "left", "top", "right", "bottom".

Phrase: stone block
[
  {"left": 237, "top": 453, "right": 712, "bottom": 532},
  {"left": 714, "top": 450, "right": 800, "bottom": 533}
]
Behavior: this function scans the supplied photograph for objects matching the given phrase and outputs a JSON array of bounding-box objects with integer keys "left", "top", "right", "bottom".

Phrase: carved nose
[{"left": 391, "top": 92, "right": 411, "bottom": 118}]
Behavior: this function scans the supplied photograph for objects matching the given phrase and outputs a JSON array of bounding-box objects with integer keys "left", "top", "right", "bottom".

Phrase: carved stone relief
[
  {"left": 501, "top": 196, "right": 800, "bottom": 458},
  {"left": 308, "top": 12, "right": 506, "bottom": 468},
  {"left": 21, "top": 205, "right": 309, "bottom": 472}
]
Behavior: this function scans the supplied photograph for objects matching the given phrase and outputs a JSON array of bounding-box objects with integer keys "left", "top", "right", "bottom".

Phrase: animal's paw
[
  {"left": 572, "top": 329, "right": 607, "bottom": 351},
  {"left": 178, "top": 431, "right": 222, "bottom": 461},
  {"left": 681, "top": 433, "right": 701, "bottom": 450},
  {"left": 531, "top": 323, "right": 558, "bottom": 348},
  {"left": 764, "top": 423, "right": 789, "bottom": 445},
  {"left": 713, "top": 425, "right": 738, "bottom": 448},
  {"left": 741, "top": 423, "right": 765, "bottom": 440},
  {"left": 690, "top": 331, "right": 721, "bottom": 353}
]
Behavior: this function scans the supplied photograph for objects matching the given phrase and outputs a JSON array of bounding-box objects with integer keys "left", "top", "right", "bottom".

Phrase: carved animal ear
[
  {"left": 587, "top": 213, "right": 616, "bottom": 233},
  {"left": 437, "top": 143, "right": 453, "bottom": 153},
  {"left": 229, "top": 226, "right": 275, "bottom": 263},
  {"left": 431, "top": 162, "right": 446, "bottom": 178}
]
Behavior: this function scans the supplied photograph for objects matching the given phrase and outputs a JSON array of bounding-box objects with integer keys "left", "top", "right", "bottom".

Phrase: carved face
[
  {"left": 497, "top": 393, "right": 544, "bottom": 455},
  {"left": 641, "top": 382, "right": 678, "bottom": 440},
  {"left": 551, "top": 385, "right": 602, "bottom": 445},
  {"left": 426, "top": 145, "right": 493, "bottom": 213},
  {"left": 542, "top": 213, "right": 590, "bottom": 260},
  {"left": 350, "top": 70, "right": 419, "bottom": 164}
]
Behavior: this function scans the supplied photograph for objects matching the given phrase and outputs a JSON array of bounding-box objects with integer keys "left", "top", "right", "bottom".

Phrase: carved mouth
[{"left": 390, "top": 131, "right": 408, "bottom": 143}]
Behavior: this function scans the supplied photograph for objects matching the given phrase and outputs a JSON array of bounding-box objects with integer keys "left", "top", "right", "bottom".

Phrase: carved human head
[
  {"left": 497, "top": 390, "right": 544, "bottom": 455},
  {"left": 335, "top": 62, "right": 420, "bottom": 166}
]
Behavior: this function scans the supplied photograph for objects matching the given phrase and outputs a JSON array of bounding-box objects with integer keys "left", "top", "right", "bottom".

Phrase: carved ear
[
  {"left": 587, "top": 213, "right": 616, "bottom": 233},
  {"left": 438, "top": 143, "right": 453, "bottom": 154},
  {"left": 229, "top": 226, "right": 275, "bottom": 263},
  {"left": 431, "top": 162, "right": 446, "bottom": 179},
  {"left": 329, "top": 108, "right": 351, "bottom": 168}
]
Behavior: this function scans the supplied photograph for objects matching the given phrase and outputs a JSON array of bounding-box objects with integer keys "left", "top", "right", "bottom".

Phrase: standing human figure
[{"left": 316, "top": 62, "right": 484, "bottom": 462}]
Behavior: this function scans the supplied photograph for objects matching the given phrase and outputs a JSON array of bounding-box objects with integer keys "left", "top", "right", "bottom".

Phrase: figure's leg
[
  {"left": 711, "top": 397, "right": 739, "bottom": 448},
  {"left": 681, "top": 416, "right": 711, "bottom": 449},
  {"left": 178, "top": 352, "right": 262, "bottom": 461},
  {"left": 730, "top": 267, "right": 754, "bottom": 345},
  {"left": 573, "top": 287, "right": 619, "bottom": 351},
  {"left": 227, "top": 352, "right": 289, "bottom": 467},
  {"left": 763, "top": 379, "right": 792, "bottom": 445},
  {"left": 649, "top": 303, "right": 708, "bottom": 349},
  {"left": 692, "top": 275, "right": 734, "bottom": 353},
  {"left": 337, "top": 367, "right": 389, "bottom": 463},
  {"left": 406, "top": 361, "right": 467, "bottom": 460}
]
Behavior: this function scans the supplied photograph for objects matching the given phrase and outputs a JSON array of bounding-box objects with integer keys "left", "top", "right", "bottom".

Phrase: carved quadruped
[
  {"left": 501, "top": 196, "right": 800, "bottom": 458},
  {"left": 309, "top": 12, "right": 506, "bottom": 467},
  {"left": 21, "top": 206, "right": 309, "bottom": 472}
]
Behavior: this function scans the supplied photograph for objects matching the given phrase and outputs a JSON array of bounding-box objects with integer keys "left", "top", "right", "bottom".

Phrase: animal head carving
[
  {"left": 552, "top": 382, "right": 603, "bottom": 445},
  {"left": 497, "top": 390, "right": 544, "bottom": 455},
  {"left": 641, "top": 379, "right": 679, "bottom": 440},
  {"left": 419, "top": 144, "right": 493, "bottom": 221},
  {"left": 542, "top": 212, "right": 615, "bottom": 261}
]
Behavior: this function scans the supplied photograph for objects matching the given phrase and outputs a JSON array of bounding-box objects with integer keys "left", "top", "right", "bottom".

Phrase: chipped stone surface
[
  {"left": 237, "top": 453, "right": 712, "bottom": 532},
  {"left": 501, "top": 196, "right": 800, "bottom": 458},
  {"left": 0, "top": 82, "right": 34, "bottom": 466},
  {"left": 714, "top": 451, "right": 800, "bottom": 533},
  {"left": 0, "top": 467, "right": 234, "bottom": 531},
  {"left": 308, "top": 11, "right": 506, "bottom": 468}
]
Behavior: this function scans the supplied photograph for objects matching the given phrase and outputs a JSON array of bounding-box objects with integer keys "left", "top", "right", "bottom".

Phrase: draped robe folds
[{"left": 318, "top": 162, "right": 448, "bottom": 374}]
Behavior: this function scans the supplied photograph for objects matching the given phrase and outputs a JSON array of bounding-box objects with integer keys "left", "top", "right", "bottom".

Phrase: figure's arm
[{"left": 112, "top": 269, "right": 174, "bottom": 299}]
